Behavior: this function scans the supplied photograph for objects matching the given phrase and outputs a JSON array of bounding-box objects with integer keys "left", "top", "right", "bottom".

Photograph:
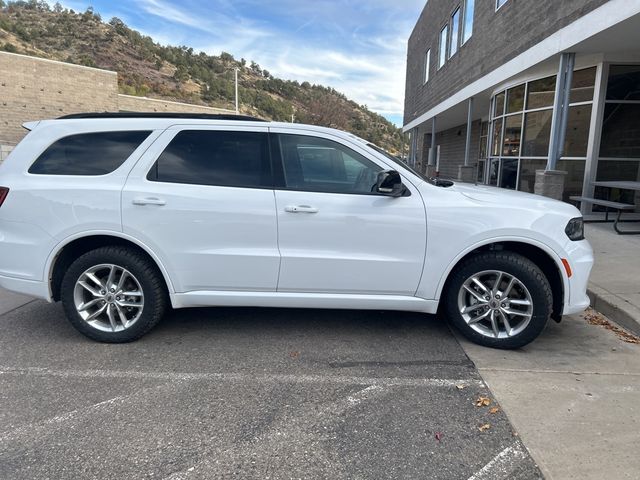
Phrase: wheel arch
[
  {"left": 46, "top": 232, "right": 175, "bottom": 302},
  {"left": 437, "top": 239, "right": 566, "bottom": 321}
]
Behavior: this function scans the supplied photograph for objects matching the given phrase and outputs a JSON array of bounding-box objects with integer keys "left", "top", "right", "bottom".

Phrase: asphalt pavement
[{"left": 0, "top": 296, "right": 543, "bottom": 479}]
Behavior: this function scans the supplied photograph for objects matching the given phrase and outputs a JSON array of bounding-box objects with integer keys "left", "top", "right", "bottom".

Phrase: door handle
[
  {"left": 132, "top": 196, "right": 166, "bottom": 206},
  {"left": 284, "top": 205, "right": 318, "bottom": 214}
]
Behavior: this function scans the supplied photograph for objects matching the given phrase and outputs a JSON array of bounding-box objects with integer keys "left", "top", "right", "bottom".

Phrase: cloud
[{"left": 47, "top": 0, "right": 425, "bottom": 125}]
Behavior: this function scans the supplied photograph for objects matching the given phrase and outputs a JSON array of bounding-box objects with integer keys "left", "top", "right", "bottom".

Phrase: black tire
[
  {"left": 61, "top": 246, "right": 167, "bottom": 343},
  {"left": 443, "top": 251, "right": 552, "bottom": 349}
]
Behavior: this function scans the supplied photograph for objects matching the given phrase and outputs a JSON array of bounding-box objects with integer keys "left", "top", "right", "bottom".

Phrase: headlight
[{"left": 565, "top": 217, "right": 584, "bottom": 241}]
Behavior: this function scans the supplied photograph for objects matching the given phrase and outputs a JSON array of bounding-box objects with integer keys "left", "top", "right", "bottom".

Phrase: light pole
[{"left": 234, "top": 67, "right": 239, "bottom": 114}]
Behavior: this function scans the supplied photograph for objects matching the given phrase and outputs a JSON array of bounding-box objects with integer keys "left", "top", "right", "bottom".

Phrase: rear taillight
[{"left": 0, "top": 187, "right": 9, "bottom": 207}]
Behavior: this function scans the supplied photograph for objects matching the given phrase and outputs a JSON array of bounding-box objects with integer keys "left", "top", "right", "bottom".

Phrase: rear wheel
[
  {"left": 444, "top": 251, "right": 553, "bottom": 349},
  {"left": 61, "top": 246, "right": 167, "bottom": 343}
]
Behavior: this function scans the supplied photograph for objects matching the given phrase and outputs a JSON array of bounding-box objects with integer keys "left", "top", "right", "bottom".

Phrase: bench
[{"left": 570, "top": 196, "right": 638, "bottom": 235}]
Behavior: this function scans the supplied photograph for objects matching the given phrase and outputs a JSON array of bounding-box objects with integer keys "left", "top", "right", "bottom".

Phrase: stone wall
[
  {"left": 0, "top": 52, "right": 234, "bottom": 155},
  {"left": 0, "top": 51, "right": 118, "bottom": 145},
  {"left": 118, "top": 94, "right": 233, "bottom": 114}
]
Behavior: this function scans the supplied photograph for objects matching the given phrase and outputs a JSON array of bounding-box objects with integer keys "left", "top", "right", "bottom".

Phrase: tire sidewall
[
  {"left": 61, "top": 247, "right": 164, "bottom": 343},
  {"left": 444, "top": 252, "right": 552, "bottom": 349}
]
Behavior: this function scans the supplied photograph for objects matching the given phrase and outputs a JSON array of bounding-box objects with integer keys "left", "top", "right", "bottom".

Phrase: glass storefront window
[
  {"left": 489, "top": 159, "right": 499, "bottom": 185},
  {"left": 606, "top": 65, "right": 640, "bottom": 101},
  {"left": 522, "top": 109, "right": 552, "bottom": 157},
  {"left": 518, "top": 159, "right": 546, "bottom": 193},
  {"left": 494, "top": 93, "right": 505, "bottom": 117},
  {"left": 600, "top": 103, "right": 640, "bottom": 158},
  {"left": 491, "top": 118, "right": 503, "bottom": 156},
  {"left": 570, "top": 67, "right": 596, "bottom": 103},
  {"left": 526, "top": 75, "right": 556, "bottom": 109},
  {"left": 564, "top": 105, "right": 592, "bottom": 157},
  {"left": 503, "top": 114, "right": 522, "bottom": 156},
  {"left": 500, "top": 159, "right": 518, "bottom": 189},
  {"left": 477, "top": 159, "right": 486, "bottom": 182},
  {"left": 506, "top": 85, "right": 525, "bottom": 114},
  {"left": 557, "top": 160, "right": 585, "bottom": 202}
]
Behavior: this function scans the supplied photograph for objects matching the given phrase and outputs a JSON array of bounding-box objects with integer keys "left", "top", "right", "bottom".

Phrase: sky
[{"left": 50, "top": 0, "right": 426, "bottom": 126}]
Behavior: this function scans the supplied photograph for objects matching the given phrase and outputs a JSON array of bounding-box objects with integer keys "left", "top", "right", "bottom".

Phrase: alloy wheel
[
  {"left": 457, "top": 270, "right": 533, "bottom": 339},
  {"left": 73, "top": 263, "right": 144, "bottom": 332}
]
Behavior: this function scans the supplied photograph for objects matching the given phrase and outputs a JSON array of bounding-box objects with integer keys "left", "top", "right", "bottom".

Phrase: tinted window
[
  {"left": 29, "top": 131, "right": 151, "bottom": 175},
  {"left": 149, "top": 130, "right": 270, "bottom": 188},
  {"left": 279, "top": 134, "right": 383, "bottom": 194}
]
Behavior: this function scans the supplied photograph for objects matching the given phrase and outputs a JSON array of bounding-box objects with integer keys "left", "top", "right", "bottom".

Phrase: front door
[
  {"left": 271, "top": 130, "right": 427, "bottom": 296},
  {"left": 122, "top": 125, "right": 280, "bottom": 293}
]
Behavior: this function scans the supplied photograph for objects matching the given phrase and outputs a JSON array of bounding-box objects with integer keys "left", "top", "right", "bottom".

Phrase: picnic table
[{"left": 570, "top": 181, "right": 639, "bottom": 235}]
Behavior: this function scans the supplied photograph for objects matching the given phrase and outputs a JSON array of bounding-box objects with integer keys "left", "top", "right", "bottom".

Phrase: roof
[{"left": 57, "top": 112, "right": 266, "bottom": 122}]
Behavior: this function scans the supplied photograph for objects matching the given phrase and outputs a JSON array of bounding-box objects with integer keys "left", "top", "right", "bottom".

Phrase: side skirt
[{"left": 170, "top": 291, "right": 439, "bottom": 314}]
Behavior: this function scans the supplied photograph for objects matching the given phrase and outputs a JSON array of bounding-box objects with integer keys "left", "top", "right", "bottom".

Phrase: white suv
[{"left": 0, "top": 113, "right": 593, "bottom": 348}]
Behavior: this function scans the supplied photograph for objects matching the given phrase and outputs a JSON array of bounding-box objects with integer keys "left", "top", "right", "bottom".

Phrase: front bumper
[{"left": 562, "top": 238, "right": 594, "bottom": 316}]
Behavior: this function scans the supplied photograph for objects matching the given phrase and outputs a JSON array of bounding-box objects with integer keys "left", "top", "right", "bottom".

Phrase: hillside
[{"left": 0, "top": 1, "right": 406, "bottom": 153}]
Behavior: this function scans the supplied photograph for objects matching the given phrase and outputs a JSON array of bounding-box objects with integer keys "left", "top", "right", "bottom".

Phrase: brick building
[
  {"left": 404, "top": 0, "right": 640, "bottom": 212},
  {"left": 0, "top": 51, "right": 232, "bottom": 161}
]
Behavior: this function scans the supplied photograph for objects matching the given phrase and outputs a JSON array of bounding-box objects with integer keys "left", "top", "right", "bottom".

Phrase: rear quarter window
[{"left": 28, "top": 131, "right": 151, "bottom": 175}]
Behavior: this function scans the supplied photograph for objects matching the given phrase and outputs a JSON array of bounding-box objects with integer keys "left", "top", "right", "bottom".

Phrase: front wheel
[
  {"left": 61, "top": 246, "right": 167, "bottom": 343},
  {"left": 444, "top": 251, "right": 553, "bottom": 349}
]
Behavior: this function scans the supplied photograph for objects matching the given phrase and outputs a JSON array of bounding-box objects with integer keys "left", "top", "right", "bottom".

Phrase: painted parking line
[
  {"left": 0, "top": 365, "right": 485, "bottom": 388},
  {"left": 467, "top": 442, "right": 529, "bottom": 480}
]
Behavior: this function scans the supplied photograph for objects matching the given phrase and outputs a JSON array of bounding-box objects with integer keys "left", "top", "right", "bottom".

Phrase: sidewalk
[
  {"left": 585, "top": 223, "right": 640, "bottom": 335},
  {"left": 459, "top": 311, "right": 640, "bottom": 480}
]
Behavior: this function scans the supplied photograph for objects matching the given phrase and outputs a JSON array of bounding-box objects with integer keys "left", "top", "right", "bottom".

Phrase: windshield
[{"left": 366, "top": 143, "right": 428, "bottom": 181}]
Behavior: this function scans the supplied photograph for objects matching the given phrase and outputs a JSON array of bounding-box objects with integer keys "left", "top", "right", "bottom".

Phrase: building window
[
  {"left": 496, "top": 0, "right": 509, "bottom": 10},
  {"left": 596, "top": 64, "right": 640, "bottom": 206},
  {"left": 477, "top": 121, "right": 489, "bottom": 182},
  {"left": 449, "top": 8, "right": 461, "bottom": 58},
  {"left": 486, "top": 67, "right": 596, "bottom": 201},
  {"left": 424, "top": 49, "right": 431, "bottom": 84},
  {"left": 438, "top": 24, "right": 448, "bottom": 69},
  {"left": 462, "top": 0, "right": 474, "bottom": 44}
]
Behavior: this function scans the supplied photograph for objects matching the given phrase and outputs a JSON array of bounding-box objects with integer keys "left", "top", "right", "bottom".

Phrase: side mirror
[{"left": 375, "top": 170, "right": 406, "bottom": 197}]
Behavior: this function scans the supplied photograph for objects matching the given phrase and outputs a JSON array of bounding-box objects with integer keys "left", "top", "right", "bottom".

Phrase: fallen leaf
[
  {"left": 478, "top": 423, "right": 491, "bottom": 432},
  {"left": 456, "top": 384, "right": 465, "bottom": 390},
  {"left": 289, "top": 351, "right": 300, "bottom": 359},
  {"left": 489, "top": 407, "right": 500, "bottom": 414},
  {"left": 475, "top": 396, "right": 491, "bottom": 407},
  {"left": 435, "top": 432, "right": 443, "bottom": 441},
  {"left": 583, "top": 308, "right": 640, "bottom": 344}
]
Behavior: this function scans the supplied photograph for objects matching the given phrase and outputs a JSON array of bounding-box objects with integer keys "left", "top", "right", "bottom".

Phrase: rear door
[
  {"left": 271, "top": 129, "right": 427, "bottom": 296},
  {"left": 122, "top": 124, "right": 280, "bottom": 293}
]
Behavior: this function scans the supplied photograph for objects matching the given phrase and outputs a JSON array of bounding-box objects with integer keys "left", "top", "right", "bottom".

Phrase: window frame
[
  {"left": 449, "top": 7, "right": 461, "bottom": 59},
  {"left": 461, "top": 0, "right": 474, "bottom": 45},
  {"left": 424, "top": 49, "right": 431, "bottom": 84},
  {"left": 270, "top": 132, "right": 392, "bottom": 196},
  {"left": 145, "top": 126, "right": 273, "bottom": 190},
  {"left": 438, "top": 24, "right": 449, "bottom": 69},
  {"left": 28, "top": 130, "right": 152, "bottom": 177}
]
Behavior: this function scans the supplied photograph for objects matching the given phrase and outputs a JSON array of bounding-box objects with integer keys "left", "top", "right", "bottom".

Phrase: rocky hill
[{"left": 0, "top": 1, "right": 406, "bottom": 153}]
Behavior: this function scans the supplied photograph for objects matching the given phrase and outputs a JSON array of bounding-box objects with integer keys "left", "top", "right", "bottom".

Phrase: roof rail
[{"left": 57, "top": 112, "right": 266, "bottom": 122}]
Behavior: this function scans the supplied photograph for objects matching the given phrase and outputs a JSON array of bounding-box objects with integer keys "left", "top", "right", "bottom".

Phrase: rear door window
[
  {"left": 29, "top": 131, "right": 151, "bottom": 175},
  {"left": 148, "top": 130, "right": 271, "bottom": 188}
]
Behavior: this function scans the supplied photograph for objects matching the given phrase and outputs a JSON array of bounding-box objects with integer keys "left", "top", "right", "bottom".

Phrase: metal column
[
  {"left": 464, "top": 97, "right": 474, "bottom": 166},
  {"left": 429, "top": 116, "right": 437, "bottom": 166},
  {"left": 547, "top": 52, "right": 575, "bottom": 170}
]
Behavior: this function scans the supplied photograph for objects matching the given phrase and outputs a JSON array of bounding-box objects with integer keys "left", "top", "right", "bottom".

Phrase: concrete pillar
[
  {"left": 534, "top": 170, "right": 567, "bottom": 201},
  {"left": 457, "top": 165, "right": 476, "bottom": 183},
  {"left": 425, "top": 165, "right": 438, "bottom": 178}
]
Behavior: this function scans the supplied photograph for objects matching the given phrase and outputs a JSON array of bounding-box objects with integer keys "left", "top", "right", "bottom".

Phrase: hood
[{"left": 448, "top": 182, "right": 580, "bottom": 217}]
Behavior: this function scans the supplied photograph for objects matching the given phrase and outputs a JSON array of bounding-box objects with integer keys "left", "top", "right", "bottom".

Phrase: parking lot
[{"left": 0, "top": 298, "right": 543, "bottom": 479}]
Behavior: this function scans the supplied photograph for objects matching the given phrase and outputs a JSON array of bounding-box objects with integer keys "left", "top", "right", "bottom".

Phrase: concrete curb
[{"left": 588, "top": 283, "right": 640, "bottom": 336}]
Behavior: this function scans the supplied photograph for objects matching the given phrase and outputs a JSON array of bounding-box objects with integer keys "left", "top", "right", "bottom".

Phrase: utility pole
[{"left": 234, "top": 67, "right": 239, "bottom": 114}]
